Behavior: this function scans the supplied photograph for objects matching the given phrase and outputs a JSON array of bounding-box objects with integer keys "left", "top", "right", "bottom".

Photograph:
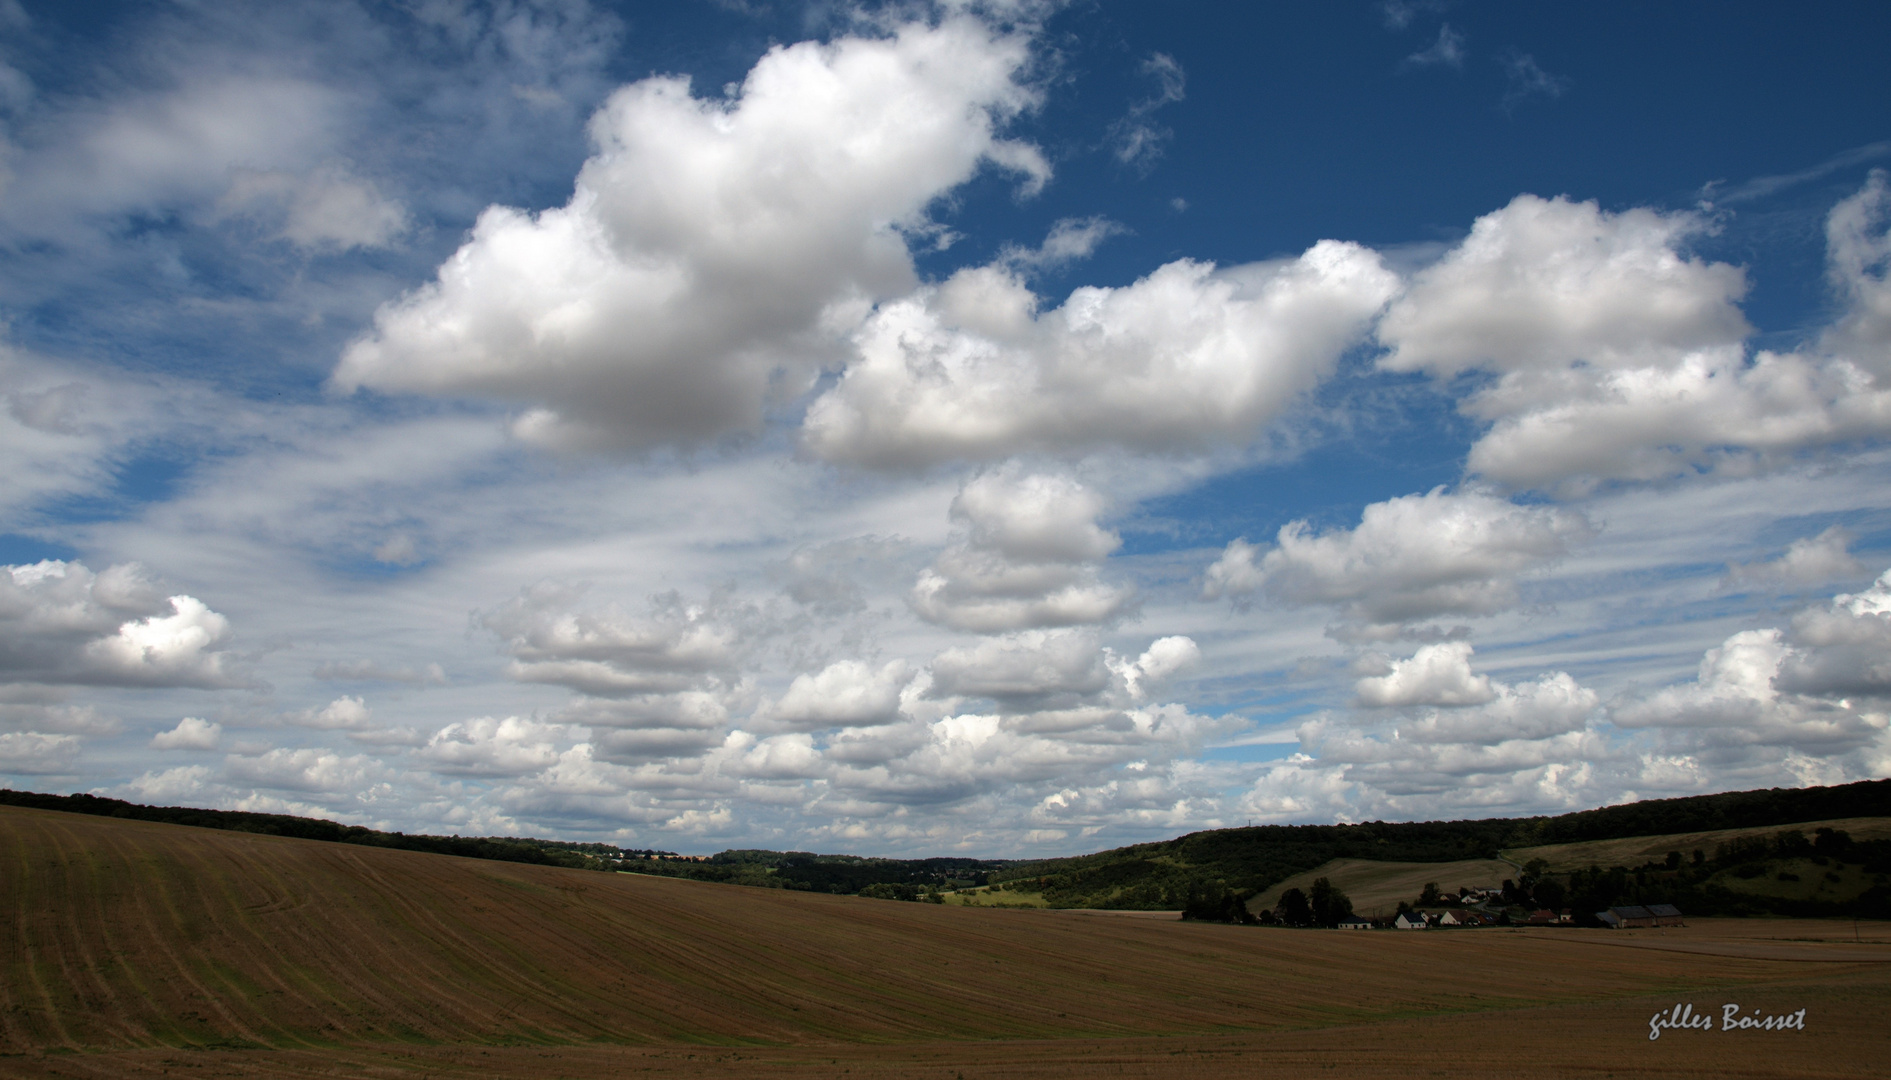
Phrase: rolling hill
[
  {"left": 1248, "top": 857, "right": 1516, "bottom": 916},
  {"left": 990, "top": 779, "right": 1891, "bottom": 909},
  {"left": 1246, "top": 816, "right": 1891, "bottom": 918},
  {"left": 4, "top": 803, "right": 1891, "bottom": 1078},
  {"left": 7, "top": 780, "right": 1886, "bottom": 912},
  {"left": 1505, "top": 816, "right": 1891, "bottom": 873}
]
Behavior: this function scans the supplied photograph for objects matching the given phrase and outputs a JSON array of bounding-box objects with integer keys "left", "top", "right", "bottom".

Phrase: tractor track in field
[{"left": 2, "top": 803, "right": 1886, "bottom": 1078}]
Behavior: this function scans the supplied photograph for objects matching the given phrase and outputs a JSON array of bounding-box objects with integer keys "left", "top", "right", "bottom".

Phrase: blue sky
[{"left": 3, "top": 0, "right": 1889, "bottom": 854}]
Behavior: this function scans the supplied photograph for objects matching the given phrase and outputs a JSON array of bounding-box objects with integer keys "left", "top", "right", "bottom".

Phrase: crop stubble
[{"left": 2, "top": 804, "right": 1885, "bottom": 1078}]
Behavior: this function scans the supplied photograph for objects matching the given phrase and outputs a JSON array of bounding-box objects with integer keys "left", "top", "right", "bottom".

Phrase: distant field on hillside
[
  {"left": 1245, "top": 817, "right": 1891, "bottom": 916},
  {"left": 1248, "top": 857, "right": 1515, "bottom": 916},
  {"left": 943, "top": 885, "right": 1048, "bottom": 907},
  {"left": 1506, "top": 816, "right": 1891, "bottom": 873},
  {"left": 4, "top": 804, "right": 1889, "bottom": 1079}
]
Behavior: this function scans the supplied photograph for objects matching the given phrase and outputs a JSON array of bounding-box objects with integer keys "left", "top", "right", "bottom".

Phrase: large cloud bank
[
  {"left": 1238, "top": 570, "right": 1891, "bottom": 824},
  {"left": 20, "top": 8, "right": 1889, "bottom": 854}
]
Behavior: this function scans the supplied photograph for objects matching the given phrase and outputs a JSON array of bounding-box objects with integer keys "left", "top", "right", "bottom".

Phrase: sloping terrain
[
  {"left": 1247, "top": 817, "right": 1891, "bottom": 916},
  {"left": 1247, "top": 857, "right": 1515, "bottom": 916},
  {"left": 1505, "top": 816, "right": 1891, "bottom": 872},
  {"left": 3, "top": 804, "right": 1889, "bottom": 1078},
  {"left": 992, "top": 779, "right": 1891, "bottom": 909}
]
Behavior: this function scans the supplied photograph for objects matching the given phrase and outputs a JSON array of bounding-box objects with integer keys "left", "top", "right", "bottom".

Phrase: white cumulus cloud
[
  {"left": 1354, "top": 640, "right": 1494, "bottom": 706},
  {"left": 1379, "top": 195, "right": 1749, "bottom": 378},
  {"left": 758, "top": 659, "right": 912, "bottom": 732},
  {"left": 1, "top": 561, "right": 240, "bottom": 688},
  {"left": 152, "top": 716, "right": 222, "bottom": 751},
  {"left": 1201, "top": 488, "right": 1589, "bottom": 629},
  {"left": 335, "top": 15, "right": 1046, "bottom": 451},
  {"left": 1380, "top": 188, "right": 1891, "bottom": 492},
  {"left": 0, "top": 731, "right": 81, "bottom": 774},
  {"left": 418, "top": 715, "right": 569, "bottom": 777},
  {"left": 803, "top": 243, "right": 1398, "bottom": 467},
  {"left": 910, "top": 470, "right": 1132, "bottom": 632},
  {"left": 1725, "top": 525, "right": 1869, "bottom": 590},
  {"left": 1774, "top": 569, "right": 1891, "bottom": 699},
  {"left": 928, "top": 630, "right": 1115, "bottom": 706},
  {"left": 224, "top": 747, "right": 380, "bottom": 794},
  {"left": 482, "top": 583, "right": 745, "bottom": 697}
]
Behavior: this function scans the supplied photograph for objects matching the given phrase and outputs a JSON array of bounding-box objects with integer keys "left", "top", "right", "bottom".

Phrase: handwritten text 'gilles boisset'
[{"left": 1649, "top": 1004, "right": 1807, "bottom": 1040}]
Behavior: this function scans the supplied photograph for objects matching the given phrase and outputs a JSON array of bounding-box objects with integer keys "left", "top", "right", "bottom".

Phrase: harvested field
[{"left": 3, "top": 805, "right": 1888, "bottom": 1078}]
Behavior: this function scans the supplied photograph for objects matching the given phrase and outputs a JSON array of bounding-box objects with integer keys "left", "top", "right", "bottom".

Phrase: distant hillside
[
  {"left": 988, "top": 779, "right": 1890, "bottom": 910},
  {"left": 1506, "top": 815, "right": 1891, "bottom": 873},
  {"left": 622, "top": 847, "right": 1015, "bottom": 896},
  {"left": 1248, "top": 858, "right": 1515, "bottom": 916},
  {"left": 6, "top": 779, "right": 1886, "bottom": 908},
  {"left": 1245, "top": 816, "right": 1891, "bottom": 922},
  {"left": 0, "top": 788, "right": 638, "bottom": 871}
]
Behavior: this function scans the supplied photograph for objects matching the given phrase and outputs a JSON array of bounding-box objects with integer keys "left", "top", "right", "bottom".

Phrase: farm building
[
  {"left": 1645, "top": 904, "right": 1684, "bottom": 926},
  {"left": 1597, "top": 905, "right": 1684, "bottom": 928}
]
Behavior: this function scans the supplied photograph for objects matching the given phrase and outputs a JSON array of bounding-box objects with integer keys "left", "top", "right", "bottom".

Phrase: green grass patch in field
[
  {"left": 943, "top": 887, "right": 1048, "bottom": 908},
  {"left": 1709, "top": 857, "right": 1882, "bottom": 901}
]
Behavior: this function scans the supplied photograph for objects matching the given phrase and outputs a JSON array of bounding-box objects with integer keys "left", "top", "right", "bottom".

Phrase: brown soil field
[
  {"left": 1506, "top": 816, "right": 1891, "bottom": 873},
  {"left": 4, "top": 804, "right": 1888, "bottom": 1079}
]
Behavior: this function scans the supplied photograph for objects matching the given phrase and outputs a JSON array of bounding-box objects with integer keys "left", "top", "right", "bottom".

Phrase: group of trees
[
  {"left": 0, "top": 789, "right": 620, "bottom": 871},
  {"left": 858, "top": 882, "right": 946, "bottom": 903},
  {"left": 1521, "top": 784, "right": 1891, "bottom": 847},
  {"left": 1263, "top": 878, "right": 1355, "bottom": 927},
  {"left": 627, "top": 848, "right": 1009, "bottom": 895},
  {"left": 986, "top": 779, "right": 1888, "bottom": 912},
  {"left": 1555, "top": 827, "right": 1890, "bottom": 921},
  {"left": 1380, "top": 829, "right": 1891, "bottom": 925},
  {"left": 1395, "top": 829, "right": 1891, "bottom": 924},
  {"left": 1206, "top": 825, "right": 1891, "bottom": 930},
  {"left": 10, "top": 781, "right": 1885, "bottom": 918},
  {"left": 1180, "top": 879, "right": 1253, "bottom": 923},
  {"left": 1178, "top": 875, "right": 1357, "bottom": 927}
]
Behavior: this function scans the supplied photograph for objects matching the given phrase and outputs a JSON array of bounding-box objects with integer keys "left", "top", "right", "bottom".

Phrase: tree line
[
  {"left": 6, "top": 778, "right": 1884, "bottom": 911},
  {"left": 987, "top": 779, "right": 1888, "bottom": 911},
  {"left": 0, "top": 789, "right": 623, "bottom": 870}
]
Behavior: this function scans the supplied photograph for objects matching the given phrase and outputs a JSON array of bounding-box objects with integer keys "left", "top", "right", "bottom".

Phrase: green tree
[
  {"left": 1277, "top": 888, "right": 1313, "bottom": 927},
  {"left": 1181, "top": 879, "right": 1253, "bottom": 923},
  {"left": 1531, "top": 878, "right": 1567, "bottom": 910},
  {"left": 1417, "top": 882, "right": 1441, "bottom": 907},
  {"left": 1309, "top": 877, "right": 1354, "bottom": 927}
]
